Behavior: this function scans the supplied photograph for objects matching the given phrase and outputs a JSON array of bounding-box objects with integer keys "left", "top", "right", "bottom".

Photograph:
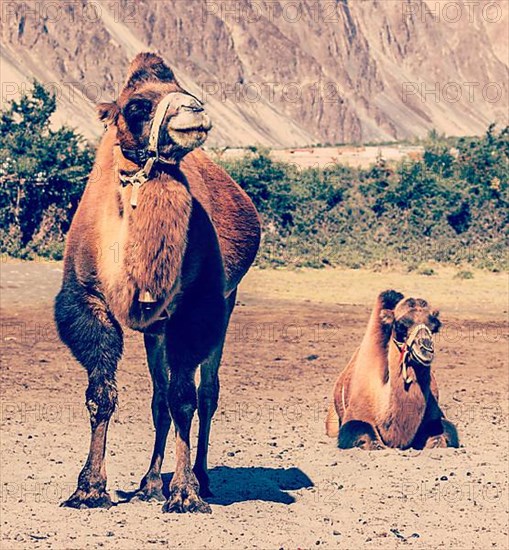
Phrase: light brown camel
[
  {"left": 325, "top": 290, "right": 459, "bottom": 450},
  {"left": 54, "top": 53, "right": 260, "bottom": 513}
]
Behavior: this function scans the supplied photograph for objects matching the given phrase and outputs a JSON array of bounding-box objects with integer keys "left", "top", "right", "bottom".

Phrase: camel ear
[
  {"left": 429, "top": 310, "right": 441, "bottom": 333},
  {"left": 97, "top": 102, "right": 120, "bottom": 125},
  {"left": 380, "top": 309, "right": 395, "bottom": 325},
  {"left": 379, "top": 290, "right": 404, "bottom": 310},
  {"left": 125, "top": 52, "right": 176, "bottom": 89}
]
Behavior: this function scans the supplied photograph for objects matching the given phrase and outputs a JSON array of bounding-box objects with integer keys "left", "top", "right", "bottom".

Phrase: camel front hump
[{"left": 326, "top": 290, "right": 459, "bottom": 450}]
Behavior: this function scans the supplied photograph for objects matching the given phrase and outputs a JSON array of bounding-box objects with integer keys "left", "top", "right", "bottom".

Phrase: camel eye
[
  {"left": 123, "top": 99, "right": 152, "bottom": 122},
  {"left": 394, "top": 318, "right": 412, "bottom": 342}
]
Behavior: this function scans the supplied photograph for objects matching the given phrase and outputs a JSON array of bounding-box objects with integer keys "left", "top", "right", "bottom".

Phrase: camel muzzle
[{"left": 165, "top": 93, "right": 212, "bottom": 133}]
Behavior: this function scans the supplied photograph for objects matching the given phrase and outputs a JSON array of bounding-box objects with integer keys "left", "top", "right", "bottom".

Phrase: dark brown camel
[
  {"left": 54, "top": 53, "right": 260, "bottom": 513},
  {"left": 325, "top": 290, "right": 459, "bottom": 450}
]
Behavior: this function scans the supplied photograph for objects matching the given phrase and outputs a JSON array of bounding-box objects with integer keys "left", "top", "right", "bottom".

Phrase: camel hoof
[
  {"left": 135, "top": 475, "right": 165, "bottom": 502},
  {"left": 162, "top": 485, "right": 212, "bottom": 514},
  {"left": 134, "top": 487, "right": 165, "bottom": 502},
  {"left": 61, "top": 489, "right": 112, "bottom": 509},
  {"left": 425, "top": 435, "right": 448, "bottom": 449}
]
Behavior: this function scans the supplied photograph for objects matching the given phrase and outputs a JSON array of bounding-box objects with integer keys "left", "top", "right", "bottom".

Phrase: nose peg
[
  {"left": 170, "top": 93, "right": 203, "bottom": 113},
  {"left": 181, "top": 98, "right": 204, "bottom": 113}
]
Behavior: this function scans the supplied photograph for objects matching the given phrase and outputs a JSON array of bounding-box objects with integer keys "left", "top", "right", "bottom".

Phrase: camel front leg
[
  {"left": 423, "top": 419, "right": 459, "bottom": 448},
  {"left": 63, "top": 377, "right": 117, "bottom": 508},
  {"left": 163, "top": 366, "right": 211, "bottom": 513},
  {"left": 413, "top": 394, "right": 460, "bottom": 449},
  {"left": 55, "top": 283, "right": 123, "bottom": 509},
  {"left": 338, "top": 419, "right": 385, "bottom": 450},
  {"left": 193, "top": 345, "right": 222, "bottom": 498},
  {"left": 194, "top": 289, "right": 236, "bottom": 497}
]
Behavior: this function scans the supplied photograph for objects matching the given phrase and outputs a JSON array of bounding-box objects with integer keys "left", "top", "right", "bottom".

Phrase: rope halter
[{"left": 393, "top": 323, "right": 434, "bottom": 386}]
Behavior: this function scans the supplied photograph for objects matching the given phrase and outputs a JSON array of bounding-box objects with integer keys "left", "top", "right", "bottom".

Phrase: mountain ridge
[{"left": 1, "top": 0, "right": 507, "bottom": 146}]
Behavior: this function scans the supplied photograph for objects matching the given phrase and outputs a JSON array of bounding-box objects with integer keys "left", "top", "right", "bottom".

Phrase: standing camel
[
  {"left": 54, "top": 53, "right": 260, "bottom": 513},
  {"left": 325, "top": 290, "right": 459, "bottom": 450}
]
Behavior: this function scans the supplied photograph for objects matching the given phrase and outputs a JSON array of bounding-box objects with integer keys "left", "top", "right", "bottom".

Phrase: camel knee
[
  {"left": 168, "top": 381, "right": 197, "bottom": 429},
  {"left": 85, "top": 375, "right": 118, "bottom": 427},
  {"left": 170, "top": 401, "right": 196, "bottom": 431}
]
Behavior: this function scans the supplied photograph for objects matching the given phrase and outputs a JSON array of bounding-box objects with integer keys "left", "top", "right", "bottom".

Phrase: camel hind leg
[
  {"left": 413, "top": 392, "right": 460, "bottom": 449},
  {"left": 136, "top": 325, "right": 172, "bottom": 501},
  {"left": 193, "top": 289, "right": 237, "bottom": 497},
  {"left": 54, "top": 276, "right": 123, "bottom": 508},
  {"left": 419, "top": 418, "right": 459, "bottom": 449},
  {"left": 162, "top": 287, "right": 227, "bottom": 513}
]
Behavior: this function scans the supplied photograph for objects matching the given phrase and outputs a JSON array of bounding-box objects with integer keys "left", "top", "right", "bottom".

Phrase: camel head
[
  {"left": 98, "top": 53, "right": 212, "bottom": 165},
  {"left": 380, "top": 292, "right": 441, "bottom": 367}
]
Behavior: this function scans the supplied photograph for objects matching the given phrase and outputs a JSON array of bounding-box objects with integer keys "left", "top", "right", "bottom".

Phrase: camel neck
[
  {"left": 387, "top": 340, "right": 431, "bottom": 391},
  {"left": 377, "top": 340, "right": 430, "bottom": 448}
]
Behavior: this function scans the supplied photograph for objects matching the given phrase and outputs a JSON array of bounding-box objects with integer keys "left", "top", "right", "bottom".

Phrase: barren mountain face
[{"left": 1, "top": 0, "right": 507, "bottom": 145}]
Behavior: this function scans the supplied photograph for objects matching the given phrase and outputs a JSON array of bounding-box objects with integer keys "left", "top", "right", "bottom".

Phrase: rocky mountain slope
[{"left": 1, "top": 0, "right": 507, "bottom": 146}]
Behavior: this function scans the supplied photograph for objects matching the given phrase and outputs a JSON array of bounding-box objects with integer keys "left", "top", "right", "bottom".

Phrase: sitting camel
[
  {"left": 325, "top": 290, "right": 459, "bottom": 450},
  {"left": 54, "top": 53, "right": 260, "bottom": 512}
]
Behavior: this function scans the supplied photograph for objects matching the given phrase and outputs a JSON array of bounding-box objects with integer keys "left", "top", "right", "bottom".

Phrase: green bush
[
  {"left": 220, "top": 126, "right": 508, "bottom": 271},
  {"left": 454, "top": 270, "right": 474, "bottom": 280},
  {"left": 0, "top": 81, "right": 93, "bottom": 259}
]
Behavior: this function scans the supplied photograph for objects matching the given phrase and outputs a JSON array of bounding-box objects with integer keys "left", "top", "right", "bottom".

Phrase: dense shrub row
[
  {"left": 1, "top": 83, "right": 507, "bottom": 270},
  {"left": 221, "top": 127, "right": 508, "bottom": 271}
]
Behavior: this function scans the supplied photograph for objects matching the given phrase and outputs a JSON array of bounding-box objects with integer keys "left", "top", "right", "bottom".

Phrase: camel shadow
[
  {"left": 202, "top": 466, "right": 313, "bottom": 505},
  {"left": 117, "top": 466, "right": 313, "bottom": 506}
]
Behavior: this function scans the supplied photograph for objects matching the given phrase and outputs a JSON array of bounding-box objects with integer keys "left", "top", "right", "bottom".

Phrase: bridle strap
[
  {"left": 147, "top": 92, "right": 177, "bottom": 161},
  {"left": 405, "top": 324, "right": 431, "bottom": 349}
]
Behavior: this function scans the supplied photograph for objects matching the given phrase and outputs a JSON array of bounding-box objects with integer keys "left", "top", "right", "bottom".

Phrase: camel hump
[
  {"left": 378, "top": 289, "right": 404, "bottom": 310},
  {"left": 325, "top": 402, "right": 340, "bottom": 438}
]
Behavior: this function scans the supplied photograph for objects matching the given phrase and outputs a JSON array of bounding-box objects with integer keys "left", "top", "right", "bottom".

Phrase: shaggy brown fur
[
  {"left": 55, "top": 53, "right": 260, "bottom": 513},
  {"left": 325, "top": 290, "right": 459, "bottom": 450}
]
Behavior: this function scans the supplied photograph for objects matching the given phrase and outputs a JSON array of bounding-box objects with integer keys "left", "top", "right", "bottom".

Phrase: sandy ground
[{"left": 0, "top": 261, "right": 508, "bottom": 549}]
